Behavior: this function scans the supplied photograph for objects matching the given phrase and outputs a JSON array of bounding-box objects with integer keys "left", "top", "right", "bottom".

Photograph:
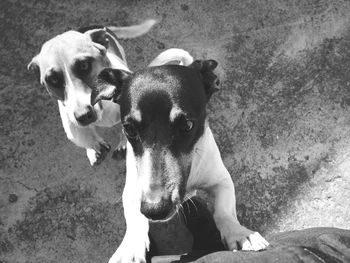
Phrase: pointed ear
[
  {"left": 189, "top": 60, "right": 220, "bottom": 101},
  {"left": 91, "top": 68, "right": 131, "bottom": 105},
  {"left": 85, "top": 28, "right": 109, "bottom": 52},
  {"left": 27, "top": 55, "right": 41, "bottom": 83}
]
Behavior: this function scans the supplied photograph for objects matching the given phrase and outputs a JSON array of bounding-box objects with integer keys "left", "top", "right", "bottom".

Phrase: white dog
[{"left": 28, "top": 20, "right": 192, "bottom": 165}]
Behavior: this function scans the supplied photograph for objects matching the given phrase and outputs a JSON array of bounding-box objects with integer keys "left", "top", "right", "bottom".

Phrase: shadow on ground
[{"left": 1, "top": 0, "right": 350, "bottom": 262}]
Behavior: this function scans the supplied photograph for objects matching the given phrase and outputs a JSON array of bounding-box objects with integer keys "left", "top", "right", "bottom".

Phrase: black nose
[
  {"left": 74, "top": 106, "right": 97, "bottom": 126},
  {"left": 140, "top": 197, "right": 173, "bottom": 221}
]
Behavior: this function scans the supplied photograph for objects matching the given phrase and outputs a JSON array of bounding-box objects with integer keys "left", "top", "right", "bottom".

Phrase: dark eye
[
  {"left": 48, "top": 75, "right": 58, "bottom": 85},
  {"left": 180, "top": 120, "right": 194, "bottom": 133},
  {"left": 122, "top": 123, "right": 139, "bottom": 139},
  {"left": 79, "top": 60, "right": 90, "bottom": 71},
  {"left": 46, "top": 72, "right": 62, "bottom": 86},
  {"left": 75, "top": 59, "right": 92, "bottom": 75}
]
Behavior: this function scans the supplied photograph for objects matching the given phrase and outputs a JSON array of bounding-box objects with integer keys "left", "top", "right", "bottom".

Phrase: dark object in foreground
[{"left": 150, "top": 197, "right": 350, "bottom": 263}]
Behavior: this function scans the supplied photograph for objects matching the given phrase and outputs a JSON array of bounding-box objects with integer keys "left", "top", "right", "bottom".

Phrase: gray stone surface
[{"left": 1, "top": 0, "right": 350, "bottom": 262}]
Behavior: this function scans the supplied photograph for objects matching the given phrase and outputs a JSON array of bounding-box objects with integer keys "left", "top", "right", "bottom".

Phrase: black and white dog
[{"left": 91, "top": 60, "right": 269, "bottom": 263}]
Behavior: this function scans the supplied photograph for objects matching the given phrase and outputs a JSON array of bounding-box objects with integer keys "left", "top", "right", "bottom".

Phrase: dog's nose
[
  {"left": 74, "top": 106, "right": 97, "bottom": 126},
  {"left": 140, "top": 195, "right": 173, "bottom": 221}
]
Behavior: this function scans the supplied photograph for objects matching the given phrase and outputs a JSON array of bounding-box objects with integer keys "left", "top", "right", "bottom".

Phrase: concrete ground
[{"left": 1, "top": 0, "right": 350, "bottom": 262}]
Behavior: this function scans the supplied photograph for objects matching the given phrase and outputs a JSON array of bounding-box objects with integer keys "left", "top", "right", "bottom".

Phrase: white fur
[
  {"left": 130, "top": 109, "right": 142, "bottom": 123},
  {"left": 137, "top": 148, "right": 156, "bottom": 202},
  {"left": 169, "top": 106, "right": 182, "bottom": 122},
  {"left": 148, "top": 48, "right": 194, "bottom": 67}
]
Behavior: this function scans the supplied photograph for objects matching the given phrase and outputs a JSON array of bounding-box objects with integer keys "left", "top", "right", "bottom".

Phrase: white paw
[
  {"left": 86, "top": 141, "right": 110, "bottom": 166},
  {"left": 108, "top": 237, "right": 148, "bottom": 263},
  {"left": 109, "top": 249, "right": 146, "bottom": 263},
  {"left": 217, "top": 218, "right": 269, "bottom": 251},
  {"left": 239, "top": 231, "right": 269, "bottom": 251}
]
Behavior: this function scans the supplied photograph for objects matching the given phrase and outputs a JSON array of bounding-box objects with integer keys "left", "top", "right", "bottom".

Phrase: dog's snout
[
  {"left": 74, "top": 106, "right": 97, "bottom": 126},
  {"left": 140, "top": 194, "right": 173, "bottom": 221}
]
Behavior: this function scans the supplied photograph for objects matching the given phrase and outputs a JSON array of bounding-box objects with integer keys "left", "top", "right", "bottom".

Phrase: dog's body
[
  {"left": 92, "top": 61, "right": 269, "bottom": 263},
  {"left": 28, "top": 20, "right": 193, "bottom": 165}
]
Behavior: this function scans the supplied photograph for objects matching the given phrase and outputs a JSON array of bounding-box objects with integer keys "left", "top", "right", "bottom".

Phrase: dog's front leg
[
  {"left": 109, "top": 142, "right": 149, "bottom": 263},
  {"left": 58, "top": 101, "right": 110, "bottom": 166},
  {"left": 109, "top": 193, "right": 149, "bottom": 263},
  {"left": 193, "top": 127, "right": 269, "bottom": 251},
  {"left": 209, "top": 174, "right": 269, "bottom": 251}
]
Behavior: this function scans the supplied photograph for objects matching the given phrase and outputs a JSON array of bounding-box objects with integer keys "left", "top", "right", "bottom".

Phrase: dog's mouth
[
  {"left": 141, "top": 197, "right": 184, "bottom": 223},
  {"left": 145, "top": 206, "right": 178, "bottom": 223},
  {"left": 154, "top": 207, "right": 178, "bottom": 222},
  {"left": 157, "top": 194, "right": 196, "bottom": 222}
]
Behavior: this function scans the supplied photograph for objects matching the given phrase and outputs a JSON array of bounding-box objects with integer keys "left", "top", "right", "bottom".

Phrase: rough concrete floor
[{"left": 1, "top": 0, "right": 350, "bottom": 262}]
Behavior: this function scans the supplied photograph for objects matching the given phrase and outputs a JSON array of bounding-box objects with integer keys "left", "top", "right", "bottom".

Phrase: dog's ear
[
  {"left": 86, "top": 28, "right": 109, "bottom": 52},
  {"left": 189, "top": 60, "right": 220, "bottom": 101},
  {"left": 91, "top": 68, "right": 131, "bottom": 105},
  {"left": 27, "top": 55, "right": 41, "bottom": 83}
]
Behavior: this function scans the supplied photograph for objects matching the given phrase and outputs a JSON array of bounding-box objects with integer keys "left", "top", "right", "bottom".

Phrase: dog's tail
[
  {"left": 108, "top": 19, "right": 157, "bottom": 39},
  {"left": 148, "top": 48, "right": 194, "bottom": 67}
]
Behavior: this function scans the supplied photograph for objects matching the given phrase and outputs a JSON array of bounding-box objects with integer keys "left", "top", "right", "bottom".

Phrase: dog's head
[
  {"left": 28, "top": 28, "right": 127, "bottom": 126},
  {"left": 91, "top": 60, "right": 219, "bottom": 221}
]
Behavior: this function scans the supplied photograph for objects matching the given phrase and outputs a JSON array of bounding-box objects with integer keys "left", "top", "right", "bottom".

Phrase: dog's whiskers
[
  {"left": 175, "top": 205, "right": 181, "bottom": 223},
  {"left": 185, "top": 200, "right": 191, "bottom": 215},
  {"left": 188, "top": 196, "right": 198, "bottom": 213},
  {"left": 178, "top": 203, "right": 188, "bottom": 225},
  {"left": 184, "top": 194, "right": 198, "bottom": 215}
]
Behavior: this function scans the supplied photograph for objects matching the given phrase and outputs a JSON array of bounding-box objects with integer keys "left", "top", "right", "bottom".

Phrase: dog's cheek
[
  {"left": 182, "top": 152, "right": 193, "bottom": 187},
  {"left": 79, "top": 59, "right": 109, "bottom": 88},
  {"left": 44, "top": 84, "right": 65, "bottom": 101},
  {"left": 92, "top": 56, "right": 111, "bottom": 79},
  {"left": 50, "top": 86, "right": 65, "bottom": 101},
  {"left": 171, "top": 152, "right": 193, "bottom": 201}
]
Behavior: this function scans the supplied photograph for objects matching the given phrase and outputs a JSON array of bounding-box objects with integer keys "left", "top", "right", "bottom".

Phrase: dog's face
[
  {"left": 28, "top": 29, "right": 120, "bottom": 126},
  {"left": 91, "top": 61, "right": 219, "bottom": 221}
]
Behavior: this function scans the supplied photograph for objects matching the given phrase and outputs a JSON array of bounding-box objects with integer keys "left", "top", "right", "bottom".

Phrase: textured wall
[{"left": 1, "top": 0, "right": 350, "bottom": 262}]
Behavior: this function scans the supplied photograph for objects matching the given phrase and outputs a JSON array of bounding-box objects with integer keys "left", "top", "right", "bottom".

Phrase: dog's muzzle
[
  {"left": 140, "top": 194, "right": 174, "bottom": 221},
  {"left": 74, "top": 105, "right": 97, "bottom": 126}
]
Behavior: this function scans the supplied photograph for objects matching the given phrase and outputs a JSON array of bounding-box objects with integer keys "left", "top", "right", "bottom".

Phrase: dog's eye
[
  {"left": 180, "top": 120, "right": 194, "bottom": 133},
  {"left": 78, "top": 60, "right": 90, "bottom": 72},
  {"left": 74, "top": 59, "right": 92, "bottom": 76},
  {"left": 46, "top": 72, "right": 62, "bottom": 86},
  {"left": 48, "top": 76, "right": 58, "bottom": 85},
  {"left": 122, "top": 123, "right": 139, "bottom": 139}
]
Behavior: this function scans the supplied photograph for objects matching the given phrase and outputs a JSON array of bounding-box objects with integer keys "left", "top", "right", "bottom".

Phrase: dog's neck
[{"left": 186, "top": 121, "right": 221, "bottom": 191}]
